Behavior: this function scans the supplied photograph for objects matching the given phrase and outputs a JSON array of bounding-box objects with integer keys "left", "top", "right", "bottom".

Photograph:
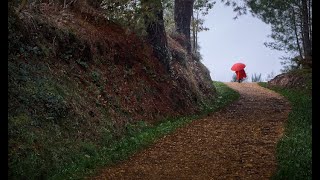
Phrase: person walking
[{"left": 235, "top": 69, "right": 247, "bottom": 83}]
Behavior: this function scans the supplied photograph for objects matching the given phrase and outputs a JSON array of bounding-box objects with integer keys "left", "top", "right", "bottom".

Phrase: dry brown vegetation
[{"left": 8, "top": 2, "right": 216, "bottom": 178}]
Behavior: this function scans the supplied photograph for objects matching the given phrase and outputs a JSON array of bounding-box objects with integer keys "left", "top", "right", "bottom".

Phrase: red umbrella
[{"left": 231, "top": 63, "right": 246, "bottom": 71}]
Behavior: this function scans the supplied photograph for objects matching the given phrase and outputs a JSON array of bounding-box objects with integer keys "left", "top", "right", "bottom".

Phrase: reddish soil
[{"left": 90, "top": 82, "right": 291, "bottom": 179}]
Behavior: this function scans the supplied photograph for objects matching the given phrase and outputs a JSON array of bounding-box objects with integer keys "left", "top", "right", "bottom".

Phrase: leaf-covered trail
[{"left": 91, "top": 82, "right": 291, "bottom": 179}]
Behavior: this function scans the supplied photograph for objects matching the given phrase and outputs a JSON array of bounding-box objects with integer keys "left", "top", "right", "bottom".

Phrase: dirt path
[{"left": 91, "top": 82, "right": 291, "bottom": 180}]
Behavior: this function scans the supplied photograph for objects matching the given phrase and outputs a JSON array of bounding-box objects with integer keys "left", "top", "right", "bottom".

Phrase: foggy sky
[{"left": 198, "top": 2, "right": 288, "bottom": 82}]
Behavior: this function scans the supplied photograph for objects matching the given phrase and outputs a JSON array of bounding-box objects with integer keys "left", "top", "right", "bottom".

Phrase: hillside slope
[
  {"left": 8, "top": 2, "right": 216, "bottom": 179},
  {"left": 267, "top": 69, "right": 312, "bottom": 95}
]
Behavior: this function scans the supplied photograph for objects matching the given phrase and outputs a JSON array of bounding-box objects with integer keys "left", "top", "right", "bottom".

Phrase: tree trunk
[
  {"left": 141, "top": 0, "right": 171, "bottom": 71},
  {"left": 291, "top": 7, "right": 303, "bottom": 60},
  {"left": 191, "top": 14, "right": 196, "bottom": 53},
  {"left": 195, "top": 11, "right": 199, "bottom": 53},
  {"left": 301, "top": 0, "right": 312, "bottom": 67},
  {"left": 308, "top": 0, "right": 312, "bottom": 50},
  {"left": 174, "top": 0, "right": 194, "bottom": 53}
]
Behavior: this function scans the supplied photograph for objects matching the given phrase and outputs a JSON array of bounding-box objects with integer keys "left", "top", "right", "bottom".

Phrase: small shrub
[
  {"left": 80, "top": 142, "right": 98, "bottom": 158},
  {"left": 38, "top": 91, "right": 69, "bottom": 121},
  {"left": 251, "top": 73, "right": 262, "bottom": 82},
  {"left": 76, "top": 59, "right": 89, "bottom": 69},
  {"left": 231, "top": 74, "right": 237, "bottom": 82},
  {"left": 125, "top": 121, "right": 149, "bottom": 136},
  {"left": 91, "top": 71, "right": 101, "bottom": 84}
]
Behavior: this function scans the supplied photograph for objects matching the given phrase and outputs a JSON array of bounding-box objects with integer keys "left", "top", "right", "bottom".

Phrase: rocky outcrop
[{"left": 268, "top": 69, "right": 312, "bottom": 92}]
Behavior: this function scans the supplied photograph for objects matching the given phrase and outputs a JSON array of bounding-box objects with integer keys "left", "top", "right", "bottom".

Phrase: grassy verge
[
  {"left": 52, "top": 81, "right": 240, "bottom": 179},
  {"left": 258, "top": 82, "right": 312, "bottom": 179}
]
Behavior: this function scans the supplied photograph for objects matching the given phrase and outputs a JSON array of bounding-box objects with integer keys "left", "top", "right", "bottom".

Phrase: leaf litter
[{"left": 91, "top": 82, "right": 291, "bottom": 179}]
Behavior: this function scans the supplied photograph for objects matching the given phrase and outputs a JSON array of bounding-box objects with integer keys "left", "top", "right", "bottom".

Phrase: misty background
[{"left": 198, "top": 2, "right": 288, "bottom": 82}]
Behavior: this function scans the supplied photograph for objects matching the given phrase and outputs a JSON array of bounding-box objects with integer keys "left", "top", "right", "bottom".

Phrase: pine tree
[
  {"left": 141, "top": 0, "right": 171, "bottom": 71},
  {"left": 224, "top": 0, "right": 312, "bottom": 69},
  {"left": 174, "top": 0, "right": 195, "bottom": 53}
]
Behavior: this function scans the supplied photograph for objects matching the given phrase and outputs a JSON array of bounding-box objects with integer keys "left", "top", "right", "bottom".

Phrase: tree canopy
[{"left": 225, "top": 0, "right": 312, "bottom": 69}]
